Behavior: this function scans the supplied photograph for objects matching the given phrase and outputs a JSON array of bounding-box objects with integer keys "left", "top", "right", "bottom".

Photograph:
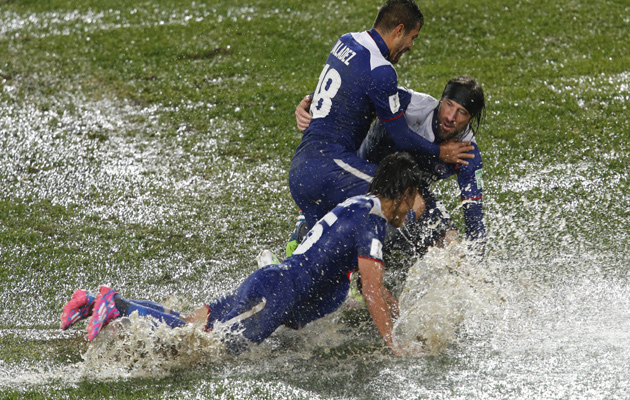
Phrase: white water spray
[
  {"left": 394, "top": 243, "right": 502, "bottom": 355},
  {"left": 81, "top": 313, "right": 226, "bottom": 379}
]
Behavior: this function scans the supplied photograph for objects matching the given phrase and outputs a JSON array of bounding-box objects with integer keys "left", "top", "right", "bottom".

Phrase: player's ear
[{"left": 395, "top": 24, "right": 405, "bottom": 38}]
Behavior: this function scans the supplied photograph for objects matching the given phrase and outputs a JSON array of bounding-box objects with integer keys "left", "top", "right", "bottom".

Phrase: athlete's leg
[
  {"left": 127, "top": 299, "right": 182, "bottom": 317},
  {"left": 87, "top": 286, "right": 191, "bottom": 341},
  {"left": 206, "top": 266, "right": 296, "bottom": 355},
  {"left": 114, "top": 297, "right": 187, "bottom": 328},
  {"left": 290, "top": 148, "right": 376, "bottom": 229},
  {"left": 182, "top": 305, "right": 210, "bottom": 324},
  {"left": 61, "top": 291, "right": 183, "bottom": 330},
  {"left": 283, "top": 280, "right": 350, "bottom": 330}
]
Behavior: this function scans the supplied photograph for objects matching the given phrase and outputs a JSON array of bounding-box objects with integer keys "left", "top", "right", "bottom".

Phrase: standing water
[{"left": 1, "top": 4, "right": 629, "bottom": 400}]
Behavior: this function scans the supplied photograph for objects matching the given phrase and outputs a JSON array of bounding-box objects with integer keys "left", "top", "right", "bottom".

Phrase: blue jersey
[
  {"left": 296, "top": 29, "right": 440, "bottom": 158},
  {"left": 206, "top": 195, "right": 387, "bottom": 353},
  {"left": 359, "top": 88, "right": 485, "bottom": 243},
  {"left": 287, "top": 195, "right": 386, "bottom": 298},
  {"left": 290, "top": 29, "right": 437, "bottom": 229}
]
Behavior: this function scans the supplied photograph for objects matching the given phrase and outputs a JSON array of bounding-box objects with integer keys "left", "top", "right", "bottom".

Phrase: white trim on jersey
[
  {"left": 351, "top": 31, "right": 393, "bottom": 72},
  {"left": 368, "top": 195, "right": 386, "bottom": 219},
  {"left": 334, "top": 158, "right": 374, "bottom": 183},
  {"left": 214, "top": 299, "right": 267, "bottom": 329}
]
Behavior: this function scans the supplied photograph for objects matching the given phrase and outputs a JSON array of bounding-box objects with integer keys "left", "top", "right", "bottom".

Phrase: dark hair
[
  {"left": 369, "top": 152, "right": 422, "bottom": 199},
  {"left": 373, "top": 0, "right": 424, "bottom": 35},
  {"left": 441, "top": 75, "right": 486, "bottom": 134}
]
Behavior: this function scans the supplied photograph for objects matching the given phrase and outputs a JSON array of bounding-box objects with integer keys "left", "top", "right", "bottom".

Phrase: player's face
[
  {"left": 389, "top": 190, "right": 417, "bottom": 228},
  {"left": 437, "top": 98, "right": 472, "bottom": 141},
  {"left": 389, "top": 24, "right": 421, "bottom": 65}
]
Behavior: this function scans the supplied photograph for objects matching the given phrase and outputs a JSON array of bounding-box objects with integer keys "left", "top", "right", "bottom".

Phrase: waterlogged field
[{"left": 1, "top": 0, "right": 629, "bottom": 399}]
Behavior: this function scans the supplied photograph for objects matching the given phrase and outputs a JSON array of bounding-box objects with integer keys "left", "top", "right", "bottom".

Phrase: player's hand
[
  {"left": 295, "top": 95, "right": 313, "bottom": 131},
  {"left": 439, "top": 140, "right": 475, "bottom": 165}
]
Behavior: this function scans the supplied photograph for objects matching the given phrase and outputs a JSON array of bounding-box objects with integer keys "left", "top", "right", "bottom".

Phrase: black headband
[{"left": 442, "top": 82, "right": 484, "bottom": 118}]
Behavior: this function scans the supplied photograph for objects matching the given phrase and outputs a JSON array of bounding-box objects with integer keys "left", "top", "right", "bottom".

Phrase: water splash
[
  {"left": 394, "top": 243, "right": 502, "bottom": 355},
  {"left": 1, "top": 2, "right": 630, "bottom": 397},
  {"left": 81, "top": 313, "right": 226, "bottom": 379}
]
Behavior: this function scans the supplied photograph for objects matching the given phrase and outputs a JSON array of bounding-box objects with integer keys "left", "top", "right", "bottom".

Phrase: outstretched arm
[
  {"left": 358, "top": 257, "right": 400, "bottom": 355},
  {"left": 380, "top": 116, "right": 475, "bottom": 165}
]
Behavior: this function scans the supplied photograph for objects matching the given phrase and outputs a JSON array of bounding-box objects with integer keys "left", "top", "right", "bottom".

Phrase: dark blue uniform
[
  {"left": 289, "top": 29, "right": 439, "bottom": 230},
  {"left": 205, "top": 195, "right": 387, "bottom": 354}
]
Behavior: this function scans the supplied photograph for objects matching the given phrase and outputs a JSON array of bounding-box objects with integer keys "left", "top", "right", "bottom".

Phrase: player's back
[
  {"left": 300, "top": 31, "right": 396, "bottom": 152},
  {"left": 286, "top": 195, "right": 387, "bottom": 299}
]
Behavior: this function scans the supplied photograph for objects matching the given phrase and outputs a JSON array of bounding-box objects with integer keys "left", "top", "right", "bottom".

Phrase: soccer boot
[
  {"left": 256, "top": 249, "right": 280, "bottom": 268},
  {"left": 60, "top": 289, "right": 95, "bottom": 330},
  {"left": 87, "top": 286, "right": 121, "bottom": 341},
  {"left": 286, "top": 211, "right": 307, "bottom": 257}
]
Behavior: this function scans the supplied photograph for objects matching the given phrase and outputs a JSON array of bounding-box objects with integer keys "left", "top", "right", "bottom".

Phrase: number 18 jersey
[{"left": 297, "top": 28, "right": 402, "bottom": 152}]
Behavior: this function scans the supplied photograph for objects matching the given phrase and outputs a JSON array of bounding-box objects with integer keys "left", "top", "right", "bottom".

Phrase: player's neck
[
  {"left": 379, "top": 196, "right": 400, "bottom": 224},
  {"left": 374, "top": 27, "right": 394, "bottom": 53}
]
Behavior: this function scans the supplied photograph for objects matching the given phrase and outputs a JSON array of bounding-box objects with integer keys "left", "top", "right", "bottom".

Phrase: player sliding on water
[{"left": 61, "top": 153, "right": 425, "bottom": 356}]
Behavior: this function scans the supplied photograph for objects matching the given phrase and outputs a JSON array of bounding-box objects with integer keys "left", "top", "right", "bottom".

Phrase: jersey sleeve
[
  {"left": 355, "top": 214, "right": 386, "bottom": 264},
  {"left": 456, "top": 143, "right": 485, "bottom": 245},
  {"left": 368, "top": 67, "right": 441, "bottom": 158},
  {"left": 367, "top": 65, "right": 403, "bottom": 120}
]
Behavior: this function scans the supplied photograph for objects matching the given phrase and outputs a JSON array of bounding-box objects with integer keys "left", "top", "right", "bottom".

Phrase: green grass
[{"left": 1, "top": 0, "right": 629, "bottom": 398}]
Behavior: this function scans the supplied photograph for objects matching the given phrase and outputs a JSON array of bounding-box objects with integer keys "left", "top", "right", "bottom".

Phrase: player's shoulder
[
  {"left": 339, "top": 195, "right": 386, "bottom": 220},
  {"left": 460, "top": 127, "right": 477, "bottom": 143},
  {"left": 403, "top": 88, "right": 439, "bottom": 112},
  {"left": 348, "top": 31, "right": 393, "bottom": 73},
  {"left": 328, "top": 32, "right": 376, "bottom": 76},
  {"left": 339, "top": 195, "right": 371, "bottom": 211},
  {"left": 403, "top": 87, "right": 438, "bottom": 102}
]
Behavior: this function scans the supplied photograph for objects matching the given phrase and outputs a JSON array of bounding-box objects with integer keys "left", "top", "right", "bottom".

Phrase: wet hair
[
  {"left": 369, "top": 152, "right": 423, "bottom": 199},
  {"left": 373, "top": 0, "right": 424, "bottom": 35},
  {"left": 441, "top": 75, "right": 486, "bottom": 134}
]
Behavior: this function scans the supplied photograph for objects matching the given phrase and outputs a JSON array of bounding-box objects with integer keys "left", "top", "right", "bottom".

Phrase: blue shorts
[
  {"left": 206, "top": 264, "right": 350, "bottom": 354},
  {"left": 206, "top": 266, "right": 295, "bottom": 353},
  {"left": 289, "top": 143, "right": 377, "bottom": 229}
]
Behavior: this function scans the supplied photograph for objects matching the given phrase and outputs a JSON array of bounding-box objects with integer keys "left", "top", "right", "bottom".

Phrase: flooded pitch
[
  {"left": 1, "top": 4, "right": 629, "bottom": 400},
  {"left": 2, "top": 80, "right": 629, "bottom": 399}
]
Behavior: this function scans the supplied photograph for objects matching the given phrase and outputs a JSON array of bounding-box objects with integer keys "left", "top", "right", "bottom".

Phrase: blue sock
[
  {"left": 115, "top": 296, "right": 187, "bottom": 328},
  {"left": 130, "top": 299, "right": 181, "bottom": 317}
]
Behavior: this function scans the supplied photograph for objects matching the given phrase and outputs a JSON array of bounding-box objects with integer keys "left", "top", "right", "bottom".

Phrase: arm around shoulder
[{"left": 295, "top": 95, "right": 313, "bottom": 131}]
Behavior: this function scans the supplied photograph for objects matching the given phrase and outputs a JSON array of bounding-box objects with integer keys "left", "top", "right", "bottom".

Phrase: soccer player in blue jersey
[
  {"left": 61, "top": 153, "right": 425, "bottom": 356},
  {"left": 288, "top": 0, "right": 475, "bottom": 242},
  {"left": 296, "top": 76, "right": 487, "bottom": 256}
]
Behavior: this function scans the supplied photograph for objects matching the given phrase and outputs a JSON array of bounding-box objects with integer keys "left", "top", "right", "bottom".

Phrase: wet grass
[{"left": 1, "top": 0, "right": 630, "bottom": 398}]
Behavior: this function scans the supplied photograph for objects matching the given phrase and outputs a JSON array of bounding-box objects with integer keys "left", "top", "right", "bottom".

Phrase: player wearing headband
[
  {"left": 61, "top": 153, "right": 425, "bottom": 356},
  {"left": 359, "top": 75, "right": 486, "bottom": 255}
]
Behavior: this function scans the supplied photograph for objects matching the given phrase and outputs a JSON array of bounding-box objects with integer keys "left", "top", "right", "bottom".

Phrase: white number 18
[{"left": 310, "top": 64, "right": 341, "bottom": 119}]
